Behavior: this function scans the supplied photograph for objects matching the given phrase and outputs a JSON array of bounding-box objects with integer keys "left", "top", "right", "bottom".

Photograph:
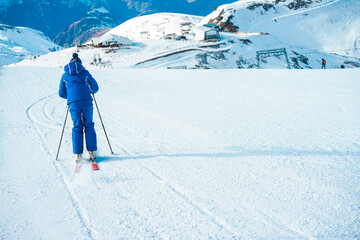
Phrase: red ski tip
[{"left": 91, "top": 163, "right": 99, "bottom": 170}]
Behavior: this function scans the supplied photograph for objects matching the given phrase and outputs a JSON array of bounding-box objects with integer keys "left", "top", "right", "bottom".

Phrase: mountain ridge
[
  {"left": 0, "top": 0, "right": 234, "bottom": 42},
  {"left": 53, "top": 7, "right": 117, "bottom": 47}
]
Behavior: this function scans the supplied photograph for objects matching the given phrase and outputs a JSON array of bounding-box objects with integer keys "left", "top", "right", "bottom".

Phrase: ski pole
[
  {"left": 56, "top": 106, "right": 69, "bottom": 160},
  {"left": 92, "top": 93, "right": 114, "bottom": 154}
]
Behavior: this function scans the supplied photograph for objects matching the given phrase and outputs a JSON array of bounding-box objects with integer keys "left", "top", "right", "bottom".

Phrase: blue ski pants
[{"left": 69, "top": 100, "right": 97, "bottom": 154}]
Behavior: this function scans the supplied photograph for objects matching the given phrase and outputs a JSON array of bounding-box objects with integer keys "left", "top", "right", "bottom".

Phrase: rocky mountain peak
[{"left": 53, "top": 6, "right": 116, "bottom": 46}]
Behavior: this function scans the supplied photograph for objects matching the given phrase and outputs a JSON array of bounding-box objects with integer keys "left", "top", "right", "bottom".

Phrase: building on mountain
[
  {"left": 204, "top": 29, "right": 220, "bottom": 41},
  {"left": 88, "top": 34, "right": 132, "bottom": 47},
  {"left": 203, "top": 23, "right": 222, "bottom": 31},
  {"left": 194, "top": 26, "right": 220, "bottom": 41}
]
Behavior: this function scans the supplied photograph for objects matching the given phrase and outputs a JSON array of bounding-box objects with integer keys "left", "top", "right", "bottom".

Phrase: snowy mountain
[
  {"left": 118, "top": 0, "right": 235, "bottom": 15},
  {"left": 106, "top": 13, "right": 203, "bottom": 41},
  {"left": 201, "top": 0, "right": 360, "bottom": 57},
  {"left": 54, "top": 7, "right": 117, "bottom": 47},
  {"left": 15, "top": 9, "right": 359, "bottom": 70},
  {"left": 0, "top": 0, "right": 90, "bottom": 39},
  {"left": 0, "top": 0, "right": 234, "bottom": 41},
  {"left": 0, "top": 24, "right": 60, "bottom": 66},
  {"left": 7, "top": 0, "right": 360, "bottom": 69}
]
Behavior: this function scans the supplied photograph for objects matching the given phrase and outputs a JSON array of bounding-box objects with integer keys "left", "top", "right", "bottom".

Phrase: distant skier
[
  {"left": 321, "top": 58, "right": 326, "bottom": 69},
  {"left": 58, "top": 53, "right": 99, "bottom": 169}
]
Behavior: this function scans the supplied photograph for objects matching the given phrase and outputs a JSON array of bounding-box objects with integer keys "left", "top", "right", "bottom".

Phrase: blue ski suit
[{"left": 59, "top": 60, "right": 99, "bottom": 154}]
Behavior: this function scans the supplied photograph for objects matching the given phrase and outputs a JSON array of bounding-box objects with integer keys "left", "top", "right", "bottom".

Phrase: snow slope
[
  {"left": 1, "top": 65, "right": 359, "bottom": 239},
  {"left": 201, "top": 0, "right": 360, "bottom": 57},
  {"left": 0, "top": 24, "right": 60, "bottom": 66},
  {"left": 105, "top": 12, "right": 203, "bottom": 41}
]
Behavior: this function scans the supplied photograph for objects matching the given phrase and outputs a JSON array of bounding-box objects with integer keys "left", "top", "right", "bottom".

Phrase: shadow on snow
[{"left": 95, "top": 147, "right": 360, "bottom": 163}]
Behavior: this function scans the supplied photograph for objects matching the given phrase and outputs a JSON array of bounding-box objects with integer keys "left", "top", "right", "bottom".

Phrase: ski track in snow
[
  {"left": 27, "top": 94, "right": 60, "bottom": 130},
  {"left": 64, "top": 80, "right": 271, "bottom": 237},
  {"left": 103, "top": 95, "right": 336, "bottom": 238},
  {"left": 117, "top": 146, "right": 241, "bottom": 237},
  {"left": 145, "top": 144, "right": 316, "bottom": 239},
  {"left": 2, "top": 68, "right": 100, "bottom": 240},
  {"left": 111, "top": 109, "right": 298, "bottom": 237}
]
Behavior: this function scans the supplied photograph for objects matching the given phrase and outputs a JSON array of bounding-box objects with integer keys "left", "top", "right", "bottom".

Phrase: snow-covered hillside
[
  {"left": 1, "top": 65, "right": 360, "bottom": 239},
  {"left": 0, "top": 24, "right": 61, "bottom": 66},
  {"left": 106, "top": 13, "right": 203, "bottom": 41},
  {"left": 202, "top": 0, "right": 360, "bottom": 57}
]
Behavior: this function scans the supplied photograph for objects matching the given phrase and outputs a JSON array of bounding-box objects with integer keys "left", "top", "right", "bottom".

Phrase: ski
[
  {"left": 89, "top": 151, "right": 99, "bottom": 171},
  {"left": 75, "top": 160, "right": 99, "bottom": 172},
  {"left": 75, "top": 162, "right": 82, "bottom": 172},
  {"left": 91, "top": 161, "right": 99, "bottom": 170},
  {"left": 74, "top": 152, "right": 99, "bottom": 172}
]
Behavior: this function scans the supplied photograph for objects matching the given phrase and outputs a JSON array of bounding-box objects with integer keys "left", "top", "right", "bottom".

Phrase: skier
[
  {"left": 321, "top": 58, "right": 326, "bottom": 69},
  {"left": 58, "top": 53, "right": 99, "bottom": 170}
]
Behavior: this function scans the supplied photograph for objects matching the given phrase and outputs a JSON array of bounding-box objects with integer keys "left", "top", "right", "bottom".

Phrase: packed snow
[{"left": 1, "top": 64, "right": 359, "bottom": 239}]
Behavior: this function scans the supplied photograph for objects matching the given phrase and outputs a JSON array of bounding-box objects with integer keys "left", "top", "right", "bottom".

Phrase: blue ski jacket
[{"left": 59, "top": 60, "right": 99, "bottom": 105}]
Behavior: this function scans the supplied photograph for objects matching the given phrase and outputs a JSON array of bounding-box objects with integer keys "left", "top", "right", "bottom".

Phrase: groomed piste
[{"left": 1, "top": 66, "right": 359, "bottom": 239}]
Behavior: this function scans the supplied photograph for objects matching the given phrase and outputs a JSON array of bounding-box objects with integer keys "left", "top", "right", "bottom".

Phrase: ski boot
[
  {"left": 89, "top": 151, "right": 99, "bottom": 170},
  {"left": 75, "top": 154, "right": 82, "bottom": 172}
]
